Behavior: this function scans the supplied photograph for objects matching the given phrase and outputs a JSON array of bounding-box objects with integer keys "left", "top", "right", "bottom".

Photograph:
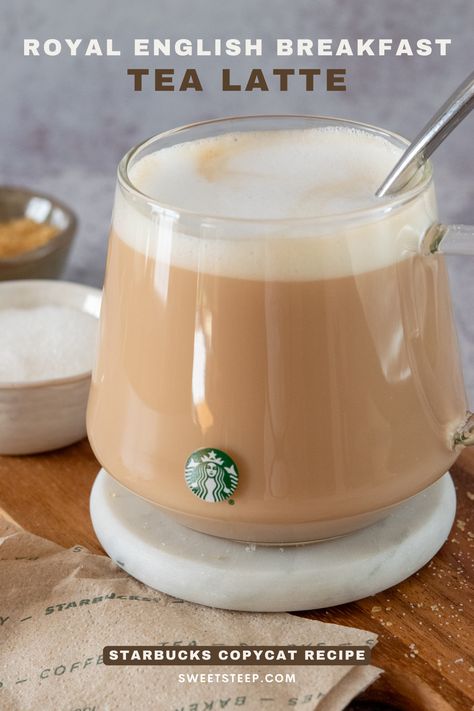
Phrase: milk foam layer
[
  {"left": 114, "top": 127, "right": 437, "bottom": 280},
  {"left": 129, "top": 128, "right": 403, "bottom": 219}
]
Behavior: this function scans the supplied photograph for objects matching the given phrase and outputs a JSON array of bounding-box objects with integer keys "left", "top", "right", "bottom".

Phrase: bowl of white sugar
[{"left": 0, "top": 280, "right": 101, "bottom": 454}]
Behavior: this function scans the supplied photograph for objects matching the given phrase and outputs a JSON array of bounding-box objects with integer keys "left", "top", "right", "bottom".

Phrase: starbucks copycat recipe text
[{"left": 87, "top": 117, "right": 467, "bottom": 544}]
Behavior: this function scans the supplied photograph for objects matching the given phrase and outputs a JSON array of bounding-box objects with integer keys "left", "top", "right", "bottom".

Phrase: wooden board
[{"left": 0, "top": 442, "right": 472, "bottom": 711}]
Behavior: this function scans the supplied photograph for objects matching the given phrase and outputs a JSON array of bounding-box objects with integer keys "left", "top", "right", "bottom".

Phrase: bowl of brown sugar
[{"left": 0, "top": 186, "right": 77, "bottom": 280}]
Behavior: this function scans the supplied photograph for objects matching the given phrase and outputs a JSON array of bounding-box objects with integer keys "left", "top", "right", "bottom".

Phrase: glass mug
[{"left": 87, "top": 115, "right": 474, "bottom": 544}]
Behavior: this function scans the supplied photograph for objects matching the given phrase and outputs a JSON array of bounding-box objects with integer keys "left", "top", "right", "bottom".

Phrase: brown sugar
[{"left": 0, "top": 218, "right": 59, "bottom": 258}]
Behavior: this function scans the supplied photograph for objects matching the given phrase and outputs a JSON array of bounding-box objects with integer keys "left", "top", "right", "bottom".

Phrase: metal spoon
[{"left": 375, "top": 71, "right": 474, "bottom": 198}]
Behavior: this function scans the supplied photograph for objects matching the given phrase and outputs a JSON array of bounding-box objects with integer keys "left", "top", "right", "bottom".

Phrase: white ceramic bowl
[{"left": 0, "top": 280, "right": 101, "bottom": 455}]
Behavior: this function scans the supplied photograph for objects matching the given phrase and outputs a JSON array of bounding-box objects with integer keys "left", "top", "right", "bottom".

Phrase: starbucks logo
[{"left": 184, "top": 448, "right": 239, "bottom": 503}]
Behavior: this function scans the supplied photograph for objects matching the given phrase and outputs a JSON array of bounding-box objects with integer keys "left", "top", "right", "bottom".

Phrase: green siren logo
[{"left": 184, "top": 448, "right": 239, "bottom": 503}]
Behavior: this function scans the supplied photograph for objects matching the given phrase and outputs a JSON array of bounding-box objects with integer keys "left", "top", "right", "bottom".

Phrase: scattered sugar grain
[{"left": 0, "top": 305, "right": 97, "bottom": 382}]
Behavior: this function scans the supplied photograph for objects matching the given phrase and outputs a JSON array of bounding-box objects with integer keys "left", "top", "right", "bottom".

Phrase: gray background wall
[{"left": 1, "top": 0, "right": 474, "bottom": 402}]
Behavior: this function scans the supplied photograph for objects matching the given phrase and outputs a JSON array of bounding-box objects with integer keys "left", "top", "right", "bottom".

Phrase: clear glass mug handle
[{"left": 423, "top": 223, "right": 474, "bottom": 447}]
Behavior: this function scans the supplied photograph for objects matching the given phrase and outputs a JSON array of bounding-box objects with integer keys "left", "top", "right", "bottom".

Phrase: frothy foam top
[
  {"left": 114, "top": 126, "right": 436, "bottom": 280},
  {"left": 128, "top": 128, "right": 402, "bottom": 219}
]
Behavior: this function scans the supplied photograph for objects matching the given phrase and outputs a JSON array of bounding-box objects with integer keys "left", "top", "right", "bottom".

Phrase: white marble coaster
[{"left": 90, "top": 469, "right": 455, "bottom": 612}]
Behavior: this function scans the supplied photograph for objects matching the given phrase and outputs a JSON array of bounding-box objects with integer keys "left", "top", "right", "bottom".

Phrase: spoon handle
[{"left": 376, "top": 71, "right": 474, "bottom": 197}]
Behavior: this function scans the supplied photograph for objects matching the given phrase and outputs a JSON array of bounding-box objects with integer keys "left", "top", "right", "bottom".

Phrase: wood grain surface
[{"left": 0, "top": 442, "right": 472, "bottom": 711}]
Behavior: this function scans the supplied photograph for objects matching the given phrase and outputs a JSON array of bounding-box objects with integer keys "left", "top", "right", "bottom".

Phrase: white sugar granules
[{"left": 0, "top": 305, "right": 98, "bottom": 383}]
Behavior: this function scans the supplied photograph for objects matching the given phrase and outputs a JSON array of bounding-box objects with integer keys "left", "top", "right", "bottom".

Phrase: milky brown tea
[{"left": 87, "top": 124, "right": 467, "bottom": 543}]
